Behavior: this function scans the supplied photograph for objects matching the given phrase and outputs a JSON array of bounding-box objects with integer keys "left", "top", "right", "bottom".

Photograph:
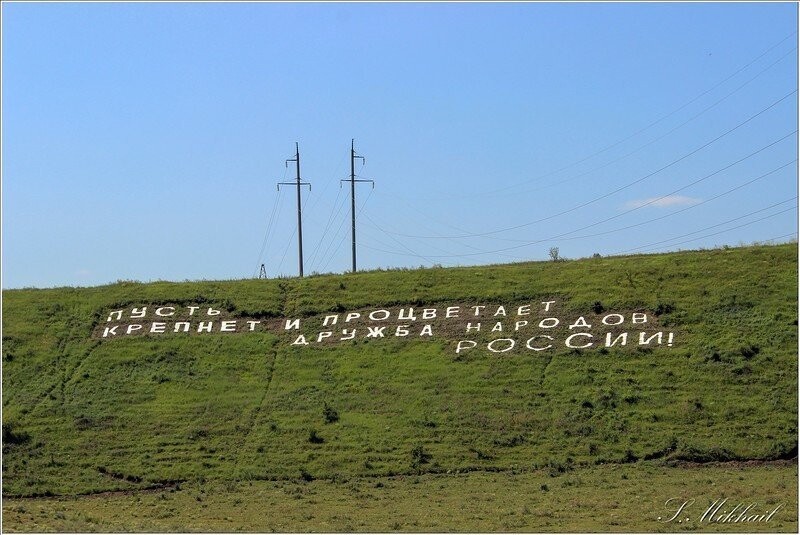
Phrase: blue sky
[{"left": 2, "top": 2, "right": 797, "bottom": 288}]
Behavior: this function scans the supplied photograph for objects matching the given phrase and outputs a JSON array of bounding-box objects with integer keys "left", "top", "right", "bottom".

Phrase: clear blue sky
[{"left": 2, "top": 2, "right": 797, "bottom": 288}]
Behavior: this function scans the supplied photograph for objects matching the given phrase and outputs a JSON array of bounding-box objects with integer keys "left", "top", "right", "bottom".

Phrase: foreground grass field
[
  {"left": 2, "top": 243, "right": 797, "bottom": 531},
  {"left": 3, "top": 462, "right": 797, "bottom": 532}
]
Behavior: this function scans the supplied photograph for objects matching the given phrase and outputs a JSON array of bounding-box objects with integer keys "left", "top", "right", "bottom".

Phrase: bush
[
  {"left": 322, "top": 402, "right": 339, "bottom": 424},
  {"left": 493, "top": 434, "right": 526, "bottom": 447},
  {"left": 654, "top": 303, "right": 675, "bottom": 316},
  {"left": 410, "top": 444, "right": 431, "bottom": 469},
  {"left": 767, "top": 440, "right": 798, "bottom": 460},
  {"left": 739, "top": 344, "right": 760, "bottom": 360},
  {"left": 622, "top": 449, "right": 638, "bottom": 463},
  {"left": 546, "top": 458, "right": 573, "bottom": 477},
  {"left": 2, "top": 422, "right": 30, "bottom": 446},
  {"left": 469, "top": 447, "right": 493, "bottom": 460},
  {"left": 307, "top": 429, "right": 324, "bottom": 444},
  {"left": 672, "top": 445, "right": 737, "bottom": 463}
]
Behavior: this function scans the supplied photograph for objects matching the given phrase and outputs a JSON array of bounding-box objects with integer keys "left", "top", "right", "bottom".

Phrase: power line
[
  {"left": 497, "top": 46, "right": 797, "bottom": 200},
  {"left": 315, "top": 191, "right": 356, "bottom": 274},
  {"left": 361, "top": 154, "right": 797, "bottom": 260},
  {"left": 373, "top": 190, "right": 533, "bottom": 250},
  {"left": 253, "top": 187, "right": 282, "bottom": 278},
  {"left": 378, "top": 129, "right": 796, "bottom": 251},
  {"left": 361, "top": 221, "right": 469, "bottom": 261},
  {"left": 358, "top": 201, "right": 518, "bottom": 262},
  {"left": 307, "top": 185, "right": 346, "bottom": 272},
  {"left": 305, "top": 152, "right": 347, "bottom": 216},
  {"left": 320, "top": 187, "right": 375, "bottom": 273},
  {"left": 387, "top": 88, "right": 797, "bottom": 241},
  {"left": 626, "top": 207, "right": 797, "bottom": 254},
  {"left": 538, "top": 131, "right": 798, "bottom": 243},
  {"left": 546, "top": 159, "right": 797, "bottom": 244},
  {"left": 361, "top": 198, "right": 797, "bottom": 262},
  {"left": 303, "top": 151, "right": 350, "bottom": 271},
  {"left": 277, "top": 224, "right": 297, "bottom": 275},
  {"left": 359, "top": 209, "right": 441, "bottom": 267},
  {"left": 617, "top": 198, "right": 798, "bottom": 254},
  {"left": 754, "top": 232, "right": 798, "bottom": 244},
  {"left": 440, "top": 32, "right": 797, "bottom": 200}
]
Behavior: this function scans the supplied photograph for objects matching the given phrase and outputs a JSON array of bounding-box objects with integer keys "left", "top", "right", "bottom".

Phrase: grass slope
[
  {"left": 3, "top": 463, "right": 796, "bottom": 532},
  {"left": 2, "top": 244, "right": 798, "bottom": 531}
]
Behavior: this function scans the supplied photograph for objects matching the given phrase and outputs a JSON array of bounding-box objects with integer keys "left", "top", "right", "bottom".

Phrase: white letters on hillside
[{"left": 95, "top": 301, "right": 673, "bottom": 354}]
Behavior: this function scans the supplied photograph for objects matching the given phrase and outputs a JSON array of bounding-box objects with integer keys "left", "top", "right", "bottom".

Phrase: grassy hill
[{"left": 2, "top": 243, "right": 798, "bottom": 531}]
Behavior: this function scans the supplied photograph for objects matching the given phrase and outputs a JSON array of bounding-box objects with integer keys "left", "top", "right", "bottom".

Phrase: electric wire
[
  {"left": 312, "top": 151, "right": 369, "bottom": 273},
  {"left": 496, "top": 46, "right": 798, "bottom": 200},
  {"left": 360, "top": 148, "right": 797, "bottom": 259},
  {"left": 276, "top": 188, "right": 312, "bottom": 275},
  {"left": 357, "top": 201, "right": 494, "bottom": 260},
  {"left": 359, "top": 216, "right": 504, "bottom": 264},
  {"left": 277, "top": 222, "right": 298, "bottom": 275},
  {"left": 362, "top": 198, "right": 797, "bottom": 261},
  {"left": 320, "top": 187, "right": 376, "bottom": 273},
  {"left": 252, "top": 163, "right": 288, "bottom": 277},
  {"left": 268, "top": 121, "right": 795, "bottom": 268},
  {"left": 756, "top": 232, "right": 798, "bottom": 244},
  {"left": 373, "top": 190, "right": 533, "bottom": 251},
  {"left": 253, "top": 35, "right": 796, "bottom": 273},
  {"left": 252, "top": 188, "right": 282, "bottom": 277},
  {"left": 372, "top": 224, "right": 469, "bottom": 262},
  {"left": 545, "top": 159, "right": 797, "bottom": 244},
  {"left": 386, "top": 88, "right": 797, "bottom": 241},
  {"left": 616, "top": 198, "right": 798, "bottom": 254},
  {"left": 442, "top": 32, "right": 798, "bottom": 200},
  {"left": 315, "top": 191, "right": 356, "bottom": 273},
  {"left": 358, "top": 206, "right": 442, "bottom": 267},
  {"left": 379, "top": 129, "right": 796, "bottom": 251},
  {"left": 307, "top": 184, "right": 346, "bottom": 271},
  {"left": 626, "top": 206, "right": 797, "bottom": 254},
  {"left": 536, "top": 131, "right": 797, "bottom": 244},
  {"left": 358, "top": 47, "right": 795, "bottom": 249}
]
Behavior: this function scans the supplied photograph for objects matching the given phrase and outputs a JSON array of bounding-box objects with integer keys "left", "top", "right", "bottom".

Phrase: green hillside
[{"left": 2, "top": 244, "right": 798, "bottom": 531}]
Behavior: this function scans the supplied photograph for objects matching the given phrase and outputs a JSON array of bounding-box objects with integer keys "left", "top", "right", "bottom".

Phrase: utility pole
[
  {"left": 278, "top": 142, "right": 311, "bottom": 277},
  {"left": 341, "top": 139, "right": 374, "bottom": 272}
]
